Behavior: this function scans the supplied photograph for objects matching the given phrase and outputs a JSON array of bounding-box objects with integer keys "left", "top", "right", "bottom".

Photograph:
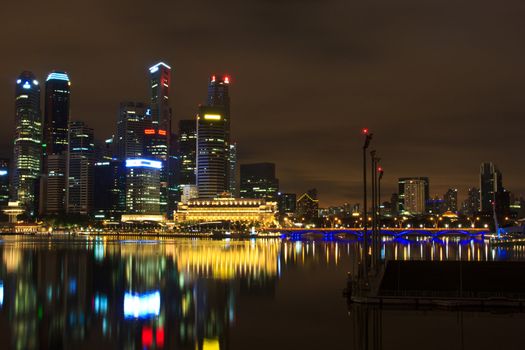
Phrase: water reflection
[{"left": 0, "top": 236, "right": 522, "bottom": 349}]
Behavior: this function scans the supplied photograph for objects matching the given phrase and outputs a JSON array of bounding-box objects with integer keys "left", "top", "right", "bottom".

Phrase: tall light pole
[
  {"left": 377, "top": 166, "right": 384, "bottom": 268},
  {"left": 362, "top": 128, "right": 373, "bottom": 278}
]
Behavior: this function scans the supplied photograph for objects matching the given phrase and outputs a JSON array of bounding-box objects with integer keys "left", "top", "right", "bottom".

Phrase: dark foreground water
[{"left": 0, "top": 236, "right": 524, "bottom": 350}]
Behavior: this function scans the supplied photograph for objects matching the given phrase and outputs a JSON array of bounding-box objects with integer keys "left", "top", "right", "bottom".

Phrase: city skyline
[{"left": 2, "top": 0, "right": 525, "bottom": 206}]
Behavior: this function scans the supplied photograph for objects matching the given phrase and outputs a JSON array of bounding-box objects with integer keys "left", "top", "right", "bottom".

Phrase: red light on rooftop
[
  {"left": 144, "top": 129, "right": 155, "bottom": 135},
  {"left": 224, "top": 75, "right": 230, "bottom": 84},
  {"left": 362, "top": 128, "right": 369, "bottom": 135},
  {"left": 158, "top": 129, "right": 167, "bottom": 136},
  {"left": 378, "top": 167, "right": 383, "bottom": 172},
  {"left": 211, "top": 75, "right": 216, "bottom": 82}
]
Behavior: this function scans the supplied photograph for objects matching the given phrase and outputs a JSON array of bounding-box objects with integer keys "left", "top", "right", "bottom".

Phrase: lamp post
[
  {"left": 377, "top": 166, "right": 384, "bottom": 268},
  {"left": 370, "top": 150, "right": 377, "bottom": 271},
  {"left": 362, "top": 128, "right": 373, "bottom": 278}
]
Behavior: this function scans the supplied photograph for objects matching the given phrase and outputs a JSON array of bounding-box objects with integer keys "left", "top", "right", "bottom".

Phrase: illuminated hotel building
[
  {"left": 207, "top": 75, "right": 236, "bottom": 194},
  {"left": 41, "top": 71, "right": 71, "bottom": 214},
  {"left": 66, "top": 121, "right": 95, "bottom": 214},
  {"left": 174, "top": 197, "right": 277, "bottom": 225},
  {"left": 11, "top": 72, "right": 42, "bottom": 216},
  {"left": 196, "top": 106, "right": 228, "bottom": 198},
  {"left": 398, "top": 177, "right": 429, "bottom": 215},
  {"left": 149, "top": 62, "right": 172, "bottom": 215},
  {"left": 240, "top": 163, "right": 279, "bottom": 201},
  {"left": 125, "top": 159, "right": 162, "bottom": 215}
]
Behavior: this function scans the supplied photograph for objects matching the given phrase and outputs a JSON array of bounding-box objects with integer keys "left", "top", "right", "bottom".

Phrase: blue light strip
[{"left": 46, "top": 72, "right": 70, "bottom": 82}]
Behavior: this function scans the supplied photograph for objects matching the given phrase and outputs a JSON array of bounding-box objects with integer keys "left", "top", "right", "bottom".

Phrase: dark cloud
[{"left": 1, "top": 0, "right": 524, "bottom": 206}]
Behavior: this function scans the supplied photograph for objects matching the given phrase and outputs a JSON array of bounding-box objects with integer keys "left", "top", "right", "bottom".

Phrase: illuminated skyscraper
[
  {"left": 116, "top": 102, "right": 151, "bottom": 159},
  {"left": 398, "top": 177, "right": 429, "bottom": 215},
  {"left": 196, "top": 106, "right": 228, "bottom": 198},
  {"left": 44, "top": 71, "right": 70, "bottom": 156},
  {"left": 240, "top": 163, "right": 279, "bottom": 201},
  {"left": 149, "top": 62, "right": 171, "bottom": 214},
  {"left": 207, "top": 75, "right": 236, "bottom": 194},
  {"left": 178, "top": 119, "right": 197, "bottom": 186},
  {"left": 11, "top": 71, "right": 42, "bottom": 216},
  {"left": 125, "top": 159, "right": 161, "bottom": 214},
  {"left": 41, "top": 71, "right": 71, "bottom": 215},
  {"left": 149, "top": 62, "right": 172, "bottom": 134},
  {"left": 66, "top": 121, "right": 95, "bottom": 214}
]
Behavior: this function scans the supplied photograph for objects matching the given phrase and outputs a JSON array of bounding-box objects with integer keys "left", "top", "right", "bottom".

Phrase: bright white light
[
  {"left": 16, "top": 79, "right": 21, "bottom": 84},
  {"left": 149, "top": 62, "right": 171, "bottom": 73},
  {"left": 125, "top": 159, "right": 162, "bottom": 169},
  {"left": 46, "top": 72, "right": 70, "bottom": 82},
  {"left": 0, "top": 281, "right": 3, "bottom": 307},
  {"left": 33, "top": 80, "right": 39, "bottom": 85},
  {"left": 22, "top": 81, "right": 31, "bottom": 89},
  {"left": 124, "top": 291, "right": 160, "bottom": 319},
  {"left": 0, "top": 170, "right": 7, "bottom": 176}
]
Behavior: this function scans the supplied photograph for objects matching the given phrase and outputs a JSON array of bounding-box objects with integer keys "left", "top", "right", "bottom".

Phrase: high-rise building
[
  {"left": 461, "top": 187, "right": 480, "bottom": 216},
  {"left": 125, "top": 159, "right": 162, "bottom": 215},
  {"left": 278, "top": 193, "right": 296, "bottom": 215},
  {"left": 44, "top": 71, "right": 70, "bottom": 156},
  {"left": 42, "top": 71, "right": 71, "bottom": 215},
  {"left": 479, "top": 162, "right": 502, "bottom": 213},
  {"left": 228, "top": 143, "right": 237, "bottom": 196},
  {"left": 149, "top": 62, "right": 172, "bottom": 215},
  {"left": 178, "top": 119, "right": 197, "bottom": 186},
  {"left": 444, "top": 188, "right": 458, "bottom": 212},
  {"left": 43, "top": 154, "right": 67, "bottom": 214},
  {"left": 149, "top": 62, "right": 172, "bottom": 135},
  {"left": 398, "top": 177, "right": 429, "bottom": 215},
  {"left": 66, "top": 121, "right": 95, "bottom": 214},
  {"left": 144, "top": 127, "right": 169, "bottom": 212},
  {"left": 93, "top": 159, "right": 125, "bottom": 220},
  {"left": 196, "top": 106, "right": 228, "bottom": 198},
  {"left": 296, "top": 189, "right": 319, "bottom": 223},
  {"left": 11, "top": 72, "right": 42, "bottom": 216},
  {"left": 115, "top": 102, "right": 151, "bottom": 159},
  {"left": 0, "top": 159, "right": 10, "bottom": 208},
  {"left": 240, "top": 163, "right": 279, "bottom": 201},
  {"left": 207, "top": 75, "right": 236, "bottom": 194}
]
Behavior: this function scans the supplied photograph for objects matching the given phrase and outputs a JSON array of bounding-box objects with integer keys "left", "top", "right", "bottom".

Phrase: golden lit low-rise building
[{"left": 174, "top": 197, "right": 277, "bottom": 225}]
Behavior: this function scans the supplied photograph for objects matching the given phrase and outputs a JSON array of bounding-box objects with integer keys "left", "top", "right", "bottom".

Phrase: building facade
[
  {"left": 42, "top": 71, "right": 71, "bottom": 215},
  {"left": 444, "top": 188, "right": 458, "bottom": 212},
  {"left": 125, "top": 159, "right": 162, "bottom": 215},
  {"left": 116, "top": 102, "right": 151, "bottom": 160},
  {"left": 196, "top": 106, "right": 228, "bottom": 198},
  {"left": 11, "top": 71, "right": 42, "bottom": 216},
  {"left": 240, "top": 163, "right": 279, "bottom": 201},
  {"left": 296, "top": 189, "right": 319, "bottom": 223},
  {"left": 93, "top": 160, "right": 125, "bottom": 220},
  {"left": 174, "top": 197, "right": 277, "bottom": 226},
  {"left": 398, "top": 177, "right": 429, "bottom": 215},
  {"left": 66, "top": 121, "right": 95, "bottom": 214},
  {"left": 207, "top": 75, "right": 236, "bottom": 194},
  {"left": 278, "top": 193, "right": 296, "bottom": 215}
]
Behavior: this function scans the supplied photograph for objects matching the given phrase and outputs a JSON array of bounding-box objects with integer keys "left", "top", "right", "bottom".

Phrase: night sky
[{"left": 1, "top": 0, "right": 525, "bottom": 206}]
